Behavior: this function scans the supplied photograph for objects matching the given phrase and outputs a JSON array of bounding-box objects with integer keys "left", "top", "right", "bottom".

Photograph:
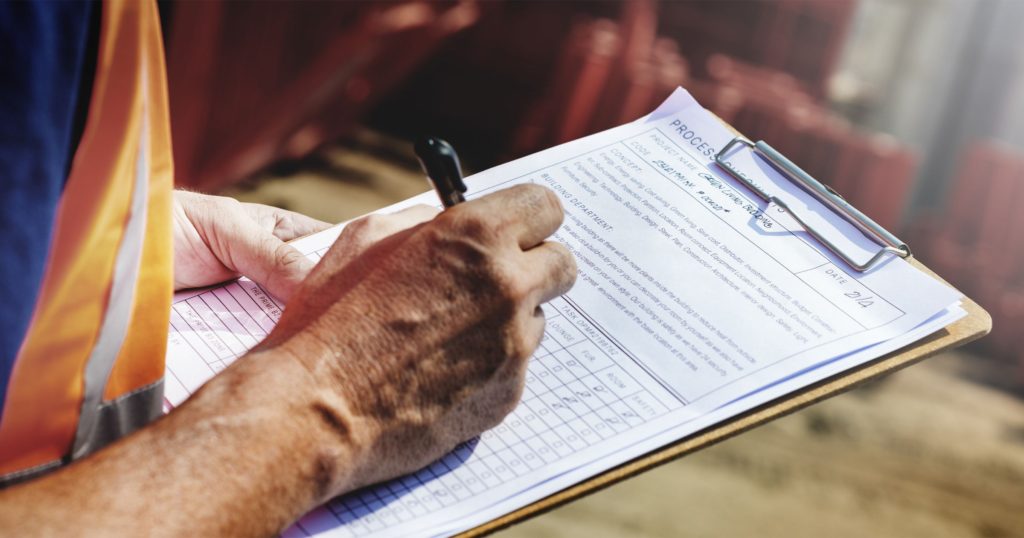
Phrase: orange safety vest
[{"left": 0, "top": 0, "right": 172, "bottom": 484}]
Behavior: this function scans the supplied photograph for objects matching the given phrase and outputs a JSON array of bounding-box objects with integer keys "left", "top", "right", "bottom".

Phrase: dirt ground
[{"left": 225, "top": 135, "right": 1024, "bottom": 538}]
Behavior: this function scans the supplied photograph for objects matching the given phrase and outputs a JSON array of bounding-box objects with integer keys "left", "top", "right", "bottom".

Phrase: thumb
[{"left": 225, "top": 214, "right": 316, "bottom": 302}]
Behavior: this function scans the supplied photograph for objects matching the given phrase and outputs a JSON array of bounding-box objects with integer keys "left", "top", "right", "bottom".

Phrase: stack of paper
[{"left": 164, "top": 88, "right": 962, "bottom": 537}]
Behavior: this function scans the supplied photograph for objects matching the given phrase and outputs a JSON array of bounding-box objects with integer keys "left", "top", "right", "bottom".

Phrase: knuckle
[
  {"left": 516, "top": 184, "right": 564, "bottom": 221},
  {"left": 358, "top": 214, "right": 384, "bottom": 234},
  {"left": 548, "top": 241, "right": 572, "bottom": 263},
  {"left": 435, "top": 206, "right": 492, "bottom": 243},
  {"left": 338, "top": 216, "right": 374, "bottom": 242},
  {"left": 179, "top": 191, "right": 242, "bottom": 215},
  {"left": 210, "top": 194, "right": 242, "bottom": 210},
  {"left": 410, "top": 203, "right": 440, "bottom": 217},
  {"left": 203, "top": 196, "right": 243, "bottom": 221},
  {"left": 538, "top": 185, "right": 565, "bottom": 218},
  {"left": 551, "top": 243, "right": 578, "bottom": 281},
  {"left": 500, "top": 322, "right": 538, "bottom": 376},
  {"left": 419, "top": 218, "right": 496, "bottom": 282},
  {"left": 273, "top": 243, "right": 306, "bottom": 269},
  {"left": 491, "top": 262, "right": 530, "bottom": 303},
  {"left": 348, "top": 215, "right": 371, "bottom": 230},
  {"left": 496, "top": 379, "right": 525, "bottom": 419},
  {"left": 190, "top": 193, "right": 216, "bottom": 212},
  {"left": 426, "top": 212, "right": 501, "bottom": 264},
  {"left": 507, "top": 332, "right": 533, "bottom": 363}
]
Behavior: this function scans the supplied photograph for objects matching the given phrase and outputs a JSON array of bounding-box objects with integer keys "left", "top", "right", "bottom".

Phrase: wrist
[{"left": 195, "top": 346, "right": 371, "bottom": 505}]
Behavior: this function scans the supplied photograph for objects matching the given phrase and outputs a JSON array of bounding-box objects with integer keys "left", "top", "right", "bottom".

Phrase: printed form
[{"left": 165, "top": 88, "right": 962, "bottom": 537}]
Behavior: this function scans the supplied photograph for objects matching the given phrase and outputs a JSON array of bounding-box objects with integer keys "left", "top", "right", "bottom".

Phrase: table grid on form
[{"left": 164, "top": 246, "right": 329, "bottom": 404}]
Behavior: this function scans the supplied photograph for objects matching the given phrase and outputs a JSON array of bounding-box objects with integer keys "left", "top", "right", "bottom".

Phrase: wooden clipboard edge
[{"left": 459, "top": 259, "right": 991, "bottom": 537}]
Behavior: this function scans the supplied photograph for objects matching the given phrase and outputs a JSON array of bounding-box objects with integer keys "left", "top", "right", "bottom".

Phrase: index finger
[{"left": 463, "top": 184, "right": 565, "bottom": 250}]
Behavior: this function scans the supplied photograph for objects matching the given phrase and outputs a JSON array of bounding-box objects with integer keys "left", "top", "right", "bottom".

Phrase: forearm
[{"left": 0, "top": 349, "right": 361, "bottom": 537}]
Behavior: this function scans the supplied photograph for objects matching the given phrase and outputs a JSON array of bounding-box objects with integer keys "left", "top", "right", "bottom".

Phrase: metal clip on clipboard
[{"left": 715, "top": 138, "right": 911, "bottom": 272}]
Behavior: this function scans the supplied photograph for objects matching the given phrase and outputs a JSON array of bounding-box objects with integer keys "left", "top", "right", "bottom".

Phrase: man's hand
[
  {"left": 256, "top": 184, "right": 577, "bottom": 497},
  {"left": 172, "top": 191, "right": 331, "bottom": 299},
  {"left": 172, "top": 191, "right": 441, "bottom": 300},
  {"left": 172, "top": 185, "right": 575, "bottom": 497},
  {"left": 0, "top": 185, "right": 575, "bottom": 537}
]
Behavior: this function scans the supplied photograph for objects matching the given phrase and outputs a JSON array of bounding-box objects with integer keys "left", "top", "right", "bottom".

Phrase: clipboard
[{"left": 458, "top": 121, "right": 993, "bottom": 537}]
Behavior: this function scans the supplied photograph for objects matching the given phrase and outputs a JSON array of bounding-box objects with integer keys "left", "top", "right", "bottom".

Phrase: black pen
[{"left": 415, "top": 136, "right": 467, "bottom": 208}]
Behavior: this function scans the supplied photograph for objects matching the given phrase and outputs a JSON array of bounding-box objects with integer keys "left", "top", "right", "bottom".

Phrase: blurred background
[{"left": 159, "top": 0, "right": 1024, "bottom": 535}]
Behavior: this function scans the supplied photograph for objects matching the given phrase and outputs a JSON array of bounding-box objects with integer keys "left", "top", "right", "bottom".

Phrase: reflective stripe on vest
[
  {"left": 0, "top": 0, "right": 173, "bottom": 484},
  {"left": 71, "top": 79, "right": 151, "bottom": 459}
]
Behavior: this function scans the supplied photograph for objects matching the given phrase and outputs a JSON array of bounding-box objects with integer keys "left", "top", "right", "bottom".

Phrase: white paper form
[{"left": 164, "top": 88, "right": 961, "bottom": 537}]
